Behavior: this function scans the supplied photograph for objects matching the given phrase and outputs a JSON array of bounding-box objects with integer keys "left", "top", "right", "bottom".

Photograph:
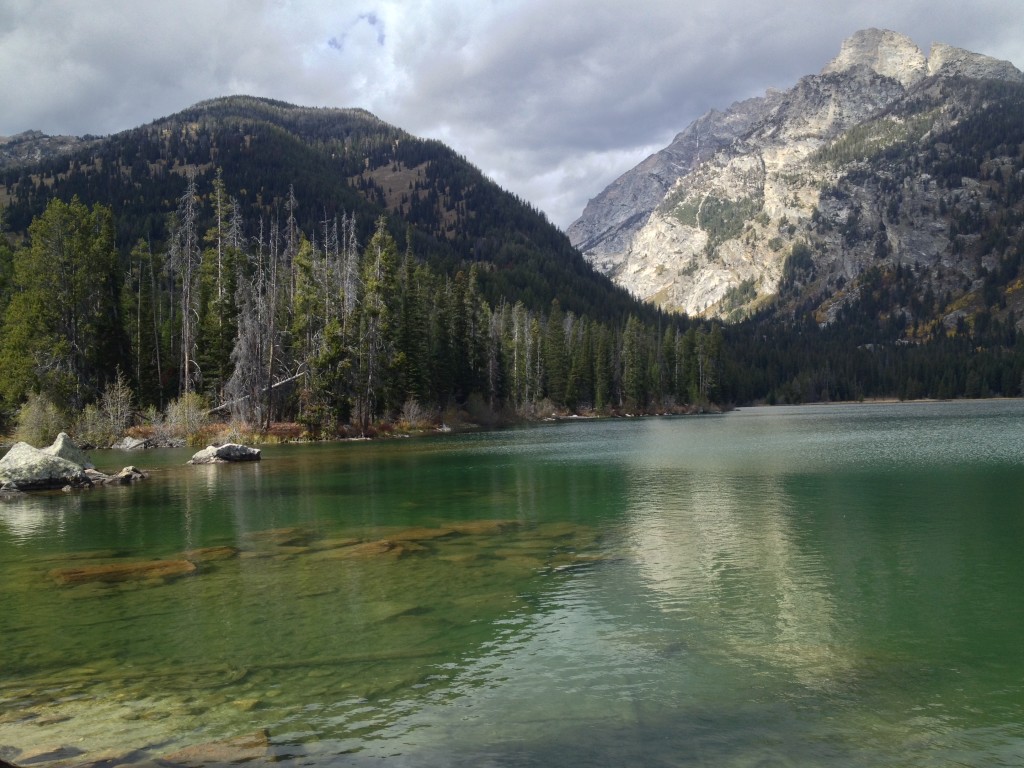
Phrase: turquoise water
[{"left": 1, "top": 401, "right": 1023, "bottom": 766}]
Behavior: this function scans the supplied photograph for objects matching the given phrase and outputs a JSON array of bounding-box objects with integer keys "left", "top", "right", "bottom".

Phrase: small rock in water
[
  {"left": 111, "top": 436, "right": 150, "bottom": 451},
  {"left": 187, "top": 444, "right": 261, "bottom": 465}
]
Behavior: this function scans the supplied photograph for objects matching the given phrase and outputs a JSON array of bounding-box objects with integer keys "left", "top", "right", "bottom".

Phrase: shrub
[
  {"left": 165, "top": 392, "right": 210, "bottom": 445},
  {"left": 74, "top": 403, "right": 113, "bottom": 448},
  {"left": 398, "top": 398, "right": 433, "bottom": 430},
  {"left": 14, "top": 392, "right": 65, "bottom": 447},
  {"left": 100, "top": 370, "right": 135, "bottom": 437}
]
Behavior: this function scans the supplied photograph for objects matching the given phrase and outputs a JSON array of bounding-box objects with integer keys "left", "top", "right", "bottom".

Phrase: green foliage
[
  {"left": 14, "top": 392, "right": 65, "bottom": 447},
  {"left": 0, "top": 96, "right": 647, "bottom": 326},
  {"left": 0, "top": 197, "right": 126, "bottom": 409},
  {"left": 72, "top": 373, "right": 135, "bottom": 448},
  {"left": 781, "top": 241, "right": 815, "bottom": 291},
  {"left": 721, "top": 279, "right": 758, "bottom": 321},
  {"left": 667, "top": 193, "right": 764, "bottom": 249},
  {"left": 813, "top": 112, "right": 937, "bottom": 167}
]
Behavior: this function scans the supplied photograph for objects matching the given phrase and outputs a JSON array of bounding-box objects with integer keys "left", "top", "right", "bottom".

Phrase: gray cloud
[{"left": 1, "top": 0, "right": 1022, "bottom": 228}]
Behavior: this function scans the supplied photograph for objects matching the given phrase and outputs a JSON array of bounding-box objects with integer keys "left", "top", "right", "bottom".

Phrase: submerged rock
[
  {"left": 182, "top": 545, "right": 240, "bottom": 563},
  {"left": 49, "top": 559, "right": 198, "bottom": 586},
  {"left": 188, "top": 443, "right": 261, "bottom": 465},
  {"left": 0, "top": 442, "right": 91, "bottom": 491},
  {"left": 450, "top": 519, "right": 521, "bottom": 536},
  {"left": 9, "top": 745, "right": 84, "bottom": 765},
  {"left": 161, "top": 729, "right": 272, "bottom": 767}
]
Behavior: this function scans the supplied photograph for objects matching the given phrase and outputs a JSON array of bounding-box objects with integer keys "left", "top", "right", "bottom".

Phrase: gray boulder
[
  {"left": 84, "top": 465, "right": 149, "bottom": 486},
  {"left": 188, "top": 443, "right": 261, "bottom": 465},
  {"left": 42, "top": 432, "right": 95, "bottom": 469},
  {"left": 111, "top": 435, "right": 151, "bottom": 451},
  {"left": 0, "top": 442, "right": 91, "bottom": 491}
]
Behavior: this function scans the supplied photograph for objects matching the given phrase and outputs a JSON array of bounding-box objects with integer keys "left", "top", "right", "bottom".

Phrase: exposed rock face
[
  {"left": 821, "top": 28, "right": 927, "bottom": 87},
  {"left": 42, "top": 432, "right": 95, "bottom": 469},
  {"left": 567, "top": 93, "right": 781, "bottom": 267},
  {"left": 927, "top": 43, "right": 1024, "bottom": 82},
  {"left": 188, "top": 443, "right": 262, "bottom": 464},
  {"left": 568, "top": 29, "right": 1024, "bottom": 321},
  {"left": 0, "top": 442, "right": 91, "bottom": 491},
  {"left": 0, "top": 130, "right": 95, "bottom": 170},
  {"left": 0, "top": 435, "right": 149, "bottom": 491}
]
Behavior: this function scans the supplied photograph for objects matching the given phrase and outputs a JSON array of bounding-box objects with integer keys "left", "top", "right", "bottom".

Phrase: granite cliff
[{"left": 569, "top": 29, "right": 1024, "bottom": 326}]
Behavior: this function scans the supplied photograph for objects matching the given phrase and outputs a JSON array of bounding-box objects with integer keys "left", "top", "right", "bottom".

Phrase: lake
[{"left": 2, "top": 401, "right": 1024, "bottom": 766}]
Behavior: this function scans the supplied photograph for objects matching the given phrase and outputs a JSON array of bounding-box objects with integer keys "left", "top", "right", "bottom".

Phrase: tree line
[{"left": 0, "top": 174, "right": 724, "bottom": 438}]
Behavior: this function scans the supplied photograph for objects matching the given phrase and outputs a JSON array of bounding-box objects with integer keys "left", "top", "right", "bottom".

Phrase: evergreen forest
[{"left": 1, "top": 95, "right": 1023, "bottom": 443}]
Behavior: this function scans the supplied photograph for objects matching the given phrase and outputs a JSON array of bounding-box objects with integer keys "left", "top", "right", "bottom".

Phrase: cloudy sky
[{"left": 2, "top": 1, "right": 1022, "bottom": 229}]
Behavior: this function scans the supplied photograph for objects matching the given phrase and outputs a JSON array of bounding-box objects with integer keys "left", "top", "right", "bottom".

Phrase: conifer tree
[
  {"left": 0, "top": 197, "right": 123, "bottom": 409},
  {"left": 355, "top": 216, "right": 398, "bottom": 432}
]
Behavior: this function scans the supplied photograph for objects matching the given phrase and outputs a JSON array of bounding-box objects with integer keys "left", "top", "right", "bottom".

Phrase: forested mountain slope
[
  {"left": 0, "top": 97, "right": 721, "bottom": 435},
  {"left": 1, "top": 96, "right": 642, "bottom": 322}
]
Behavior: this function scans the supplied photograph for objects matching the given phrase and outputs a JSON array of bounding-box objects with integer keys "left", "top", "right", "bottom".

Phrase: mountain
[
  {"left": 569, "top": 29, "right": 1024, "bottom": 333},
  {"left": 0, "top": 95, "right": 644, "bottom": 324},
  {"left": 2, "top": 97, "right": 713, "bottom": 430}
]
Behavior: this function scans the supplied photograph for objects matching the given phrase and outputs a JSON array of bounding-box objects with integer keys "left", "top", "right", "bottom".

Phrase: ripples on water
[{"left": 2, "top": 401, "right": 1024, "bottom": 766}]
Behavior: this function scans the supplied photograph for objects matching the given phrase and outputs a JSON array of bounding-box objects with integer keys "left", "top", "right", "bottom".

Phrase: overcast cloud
[{"left": 2, "top": 1, "right": 1022, "bottom": 228}]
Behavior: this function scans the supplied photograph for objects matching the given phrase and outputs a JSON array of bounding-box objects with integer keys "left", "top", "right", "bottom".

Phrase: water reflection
[
  {"left": 623, "top": 451, "right": 847, "bottom": 690},
  {"left": 0, "top": 495, "right": 76, "bottom": 544}
]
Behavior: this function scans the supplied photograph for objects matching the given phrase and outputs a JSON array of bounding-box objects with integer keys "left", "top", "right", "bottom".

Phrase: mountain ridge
[
  {"left": 569, "top": 28, "right": 1024, "bottom": 330},
  {"left": 0, "top": 94, "right": 648, "bottom": 324}
]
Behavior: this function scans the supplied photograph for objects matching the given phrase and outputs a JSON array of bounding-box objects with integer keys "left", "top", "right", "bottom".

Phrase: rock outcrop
[
  {"left": 84, "top": 466, "right": 149, "bottom": 486},
  {"left": 820, "top": 28, "right": 927, "bottom": 87},
  {"left": 0, "top": 442, "right": 91, "bottom": 491},
  {"left": 42, "top": 432, "right": 95, "bottom": 469},
  {"left": 0, "top": 435, "right": 148, "bottom": 492},
  {"left": 567, "top": 93, "right": 780, "bottom": 266},
  {"left": 188, "top": 443, "right": 261, "bottom": 465},
  {"left": 927, "top": 43, "right": 1024, "bottom": 82}
]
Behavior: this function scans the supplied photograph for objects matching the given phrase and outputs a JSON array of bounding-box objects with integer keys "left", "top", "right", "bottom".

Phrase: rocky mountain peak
[
  {"left": 927, "top": 42, "right": 1024, "bottom": 82},
  {"left": 571, "top": 28, "right": 1024, "bottom": 324},
  {"left": 821, "top": 28, "right": 927, "bottom": 87}
]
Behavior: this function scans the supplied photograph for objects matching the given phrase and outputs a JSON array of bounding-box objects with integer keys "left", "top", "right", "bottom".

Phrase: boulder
[
  {"left": 188, "top": 443, "right": 261, "bottom": 465},
  {"left": 0, "top": 442, "right": 91, "bottom": 491},
  {"left": 111, "top": 435, "right": 151, "bottom": 450},
  {"left": 41, "top": 432, "right": 94, "bottom": 469},
  {"left": 84, "top": 466, "right": 149, "bottom": 486}
]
